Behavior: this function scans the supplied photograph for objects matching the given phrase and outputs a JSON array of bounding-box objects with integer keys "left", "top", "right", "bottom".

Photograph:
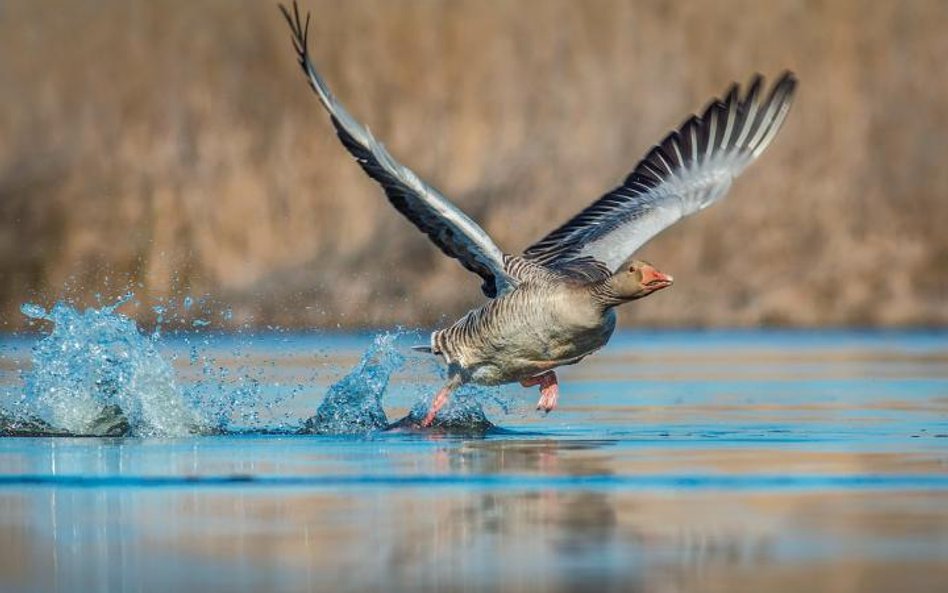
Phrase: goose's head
[{"left": 610, "top": 259, "right": 674, "bottom": 301}]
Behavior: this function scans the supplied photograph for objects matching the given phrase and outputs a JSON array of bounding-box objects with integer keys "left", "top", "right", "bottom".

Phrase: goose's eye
[{"left": 629, "top": 266, "right": 636, "bottom": 274}]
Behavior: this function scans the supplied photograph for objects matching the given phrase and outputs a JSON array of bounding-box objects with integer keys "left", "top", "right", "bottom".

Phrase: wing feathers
[
  {"left": 523, "top": 72, "right": 797, "bottom": 270},
  {"left": 281, "top": 2, "right": 514, "bottom": 297}
]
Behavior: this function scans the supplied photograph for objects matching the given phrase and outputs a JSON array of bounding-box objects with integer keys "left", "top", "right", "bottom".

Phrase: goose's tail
[{"left": 411, "top": 331, "right": 442, "bottom": 356}]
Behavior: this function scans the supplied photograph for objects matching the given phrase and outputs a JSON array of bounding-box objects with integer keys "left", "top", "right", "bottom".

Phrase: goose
[{"left": 281, "top": 3, "right": 797, "bottom": 427}]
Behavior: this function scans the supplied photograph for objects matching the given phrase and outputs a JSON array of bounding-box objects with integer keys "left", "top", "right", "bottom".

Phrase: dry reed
[{"left": 1, "top": 0, "right": 946, "bottom": 329}]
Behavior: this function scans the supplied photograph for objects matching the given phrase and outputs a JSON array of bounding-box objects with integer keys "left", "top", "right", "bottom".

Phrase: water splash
[
  {"left": 301, "top": 333, "right": 405, "bottom": 434},
  {"left": 300, "top": 333, "right": 504, "bottom": 436},
  {"left": 13, "top": 298, "right": 204, "bottom": 437},
  {"left": 3, "top": 298, "right": 506, "bottom": 438}
]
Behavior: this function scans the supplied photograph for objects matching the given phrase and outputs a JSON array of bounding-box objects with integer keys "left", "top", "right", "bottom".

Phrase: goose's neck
[{"left": 589, "top": 277, "right": 626, "bottom": 309}]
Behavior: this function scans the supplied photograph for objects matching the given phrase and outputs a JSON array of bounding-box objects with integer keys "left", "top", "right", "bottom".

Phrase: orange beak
[{"left": 640, "top": 265, "right": 674, "bottom": 290}]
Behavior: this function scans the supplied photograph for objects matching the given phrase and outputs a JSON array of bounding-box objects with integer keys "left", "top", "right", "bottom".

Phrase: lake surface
[{"left": 1, "top": 329, "right": 947, "bottom": 592}]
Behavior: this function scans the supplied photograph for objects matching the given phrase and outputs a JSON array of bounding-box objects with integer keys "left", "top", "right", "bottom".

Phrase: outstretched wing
[
  {"left": 523, "top": 73, "right": 797, "bottom": 271},
  {"left": 281, "top": 3, "right": 514, "bottom": 297}
]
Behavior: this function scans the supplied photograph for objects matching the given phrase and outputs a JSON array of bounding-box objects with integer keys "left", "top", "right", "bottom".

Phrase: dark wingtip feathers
[
  {"left": 279, "top": 1, "right": 312, "bottom": 72},
  {"left": 775, "top": 70, "right": 799, "bottom": 93},
  {"left": 646, "top": 72, "right": 797, "bottom": 180},
  {"left": 683, "top": 71, "right": 798, "bottom": 177},
  {"left": 745, "top": 73, "right": 764, "bottom": 102}
]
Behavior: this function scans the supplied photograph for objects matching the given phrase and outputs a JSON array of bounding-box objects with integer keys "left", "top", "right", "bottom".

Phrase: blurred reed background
[{"left": 0, "top": 0, "right": 946, "bottom": 330}]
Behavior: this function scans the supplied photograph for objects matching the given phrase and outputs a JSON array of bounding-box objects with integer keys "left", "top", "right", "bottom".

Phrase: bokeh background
[{"left": 1, "top": 0, "right": 946, "bottom": 330}]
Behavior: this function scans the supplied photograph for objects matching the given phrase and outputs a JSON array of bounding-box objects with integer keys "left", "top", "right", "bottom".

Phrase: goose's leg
[
  {"left": 536, "top": 372, "right": 559, "bottom": 413},
  {"left": 520, "top": 371, "right": 559, "bottom": 413},
  {"left": 421, "top": 379, "right": 460, "bottom": 427}
]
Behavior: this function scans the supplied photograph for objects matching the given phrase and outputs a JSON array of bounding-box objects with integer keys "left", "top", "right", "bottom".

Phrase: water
[
  {"left": 11, "top": 298, "right": 202, "bottom": 437},
  {"left": 0, "top": 304, "right": 946, "bottom": 592}
]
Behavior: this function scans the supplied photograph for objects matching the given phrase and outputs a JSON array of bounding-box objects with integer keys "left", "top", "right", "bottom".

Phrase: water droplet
[{"left": 20, "top": 303, "right": 48, "bottom": 320}]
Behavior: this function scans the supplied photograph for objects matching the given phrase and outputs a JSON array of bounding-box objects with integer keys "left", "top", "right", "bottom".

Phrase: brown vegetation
[{"left": 1, "top": 0, "right": 946, "bottom": 329}]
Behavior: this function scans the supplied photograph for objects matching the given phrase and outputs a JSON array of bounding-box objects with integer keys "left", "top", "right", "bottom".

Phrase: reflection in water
[
  {"left": 4, "top": 445, "right": 947, "bottom": 593},
  {"left": 384, "top": 440, "right": 624, "bottom": 589}
]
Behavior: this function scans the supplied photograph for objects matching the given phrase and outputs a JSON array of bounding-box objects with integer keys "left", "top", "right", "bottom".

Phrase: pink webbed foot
[{"left": 520, "top": 371, "right": 559, "bottom": 414}]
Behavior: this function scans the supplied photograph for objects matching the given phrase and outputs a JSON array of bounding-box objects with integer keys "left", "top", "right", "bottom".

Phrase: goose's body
[
  {"left": 281, "top": 3, "right": 797, "bottom": 426},
  {"left": 431, "top": 259, "right": 618, "bottom": 386}
]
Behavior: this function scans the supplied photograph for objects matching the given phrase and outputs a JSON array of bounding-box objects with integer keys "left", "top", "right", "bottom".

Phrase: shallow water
[{"left": 1, "top": 329, "right": 947, "bottom": 592}]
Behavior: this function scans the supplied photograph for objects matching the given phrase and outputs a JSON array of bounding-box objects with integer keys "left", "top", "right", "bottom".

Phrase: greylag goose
[{"left": 281, "top": 3, "right": 797, "bottom": 426}]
